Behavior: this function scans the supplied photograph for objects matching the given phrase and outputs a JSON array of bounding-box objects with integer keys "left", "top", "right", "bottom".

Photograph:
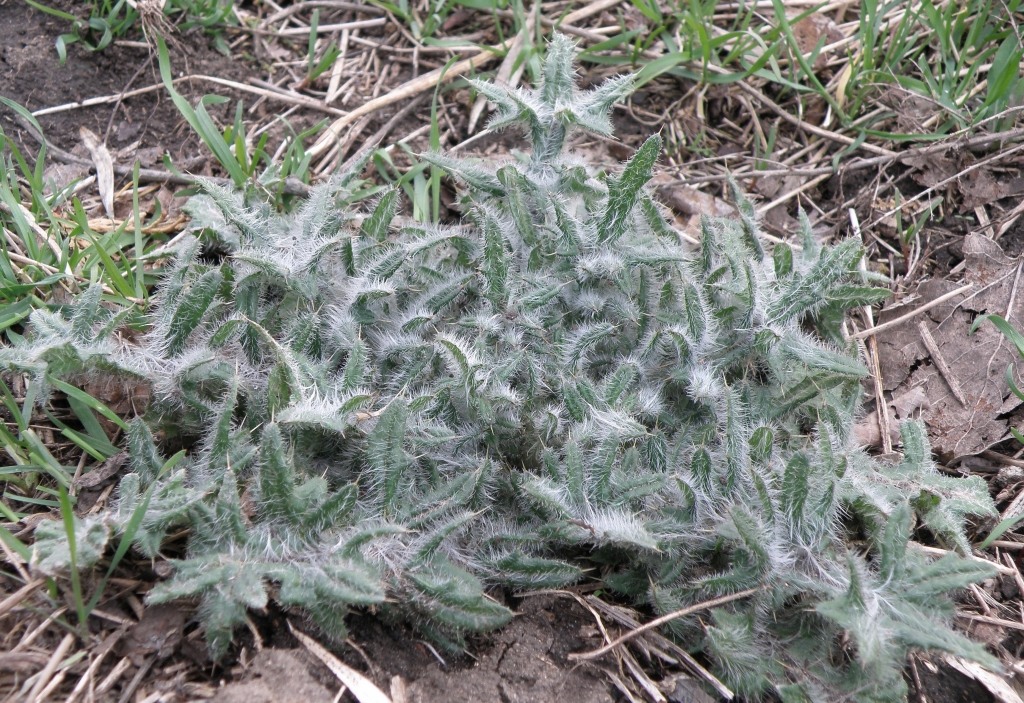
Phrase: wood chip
[
  {"left": 389, "top": 676, "right": 408, "bottom": 703},
  {"left": 74, "top": 452, "right": 128, "bottom": 490},
  {"left": 95, "top": 656, "right": 132, "bottom": 697},
  {"left": 620, "top": 647, "right": 667, "bottom": 703}
]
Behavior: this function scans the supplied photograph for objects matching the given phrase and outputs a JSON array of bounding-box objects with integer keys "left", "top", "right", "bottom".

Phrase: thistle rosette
[{"left": 4, "top": 34, "right": 997, "bottom": 701}]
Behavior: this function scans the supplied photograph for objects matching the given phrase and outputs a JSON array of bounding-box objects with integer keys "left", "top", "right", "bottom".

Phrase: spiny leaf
[
  {"left": 341, "top": 337, "right": 367, "bottom": 392},
  {"left": 468, "top": 79, "right": 543, "bottom": 137},
  {"left": 367, "top": 399, "right": 410, "bottom": 515},
  {"left": 302, "top": 483, "right": 359, "bottom": 534},
  {"left": 207, "top": 376, "right": 239, "bottom": 474},
  {"left": 361, "top": 188, "right": 399, "bottom": 242},
  {"left": 258, "top": 424, "right": 300, "bottom": 524},
  {"left": 32, "top": 515, "right": 110, "bottom": 575},
  {"left": 878, "top": 502, "right": 912, "bottom": 582},
  {"left": 564, "top": 322, "right": 616, "bottom": 369},
  {"left": 768, "top": 238, "right": 863, "bottom": 323},
  {"left": 127, "top": 419, "right": 164, "bottom": 484},
  {"left": 490, "top": 552, "right": 582, "bottom": 588},
  {"left": 902, "top": 553, "right": 996, "bottom": 599},
  {"left": 496, "top": 166, "right": 536, "bottom": 246},
  {"left": 541, "top": 33, "right": 577, "bottom": 107},
  {"left": 564, "top": 440, "right": 585, "bottom": 506},
  {"left": 781, "top": 452, "right": 811, "bottom": 528},
  {"left": 749, "top": 426, "right": 774, "bottom": 466},
  {"left": 165, "top": 268, "right": 222, "bottom": 355},
  {"left": 599, "top": 134, "right": 661, "bottom": 245},
  {"left": 728, "top": 180, "right": 764, "bottom": 261},
  {"left": 481, "top": 212, "right": 510, "bottom": 307},
  {"left": 422, "top": 152, "right": 504, "bottom": 195},
  {"left": 773, "top": 243, "right": 793, "bottom": 278}
]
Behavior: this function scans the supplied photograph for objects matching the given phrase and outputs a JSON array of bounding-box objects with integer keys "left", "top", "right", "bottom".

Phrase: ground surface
[
  {"left": 5, "top": 1, "right": 1024, "bottom": 702},
  {"left": 0, "top": 0, "right": 247, "bottom": 168},
  {"left": 210, "top": 596, "right": 617, "bottom": 703}
]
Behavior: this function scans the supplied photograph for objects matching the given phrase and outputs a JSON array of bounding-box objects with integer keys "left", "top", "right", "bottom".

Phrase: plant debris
[{"left": 872, "top": 233, "right": 1024, "bottom": 460}]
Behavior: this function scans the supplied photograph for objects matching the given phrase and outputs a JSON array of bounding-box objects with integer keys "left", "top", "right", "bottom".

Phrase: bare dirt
[
  {"left": 125, "top": 595, "right": 620, "bottom": 703},
  {"left": 244, "top": 595, "right": 617, "bottom": 703},
  {"left": 0, "top": 0, "right": 251, "bottom": 169}
]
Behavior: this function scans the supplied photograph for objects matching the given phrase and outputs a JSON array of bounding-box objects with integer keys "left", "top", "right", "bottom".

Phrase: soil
[
  {"left": 919, "top": 662, "right": 998, "bottom": 703},
  {"left": 0, "top": 0, "right": 252, "bottom": 170},
  {"left": 221, "top": 595, "right": 618, "bottom": 703}
]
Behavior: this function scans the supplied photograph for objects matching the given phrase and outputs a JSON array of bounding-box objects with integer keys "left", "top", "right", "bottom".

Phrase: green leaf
[
  {"left": 156, "top": 38, "right": 247, "bottom": 187},
  {"left": 258, "top": 424, "right": 300, "bottom": 523},
  {"left": 302, "top": 483, "right": 358, "bottom": 534},
  {"left": 48, "top": 378, "right": 129, "bottom": 432},
  {"left": 481, "top": 212, "right": 509, "bottom": 307},
  {"left": 768, "top": 238, "right": 863, "bottom": 323},
  {"left": 691, "top": 447, "right": 713, "bottom": 493},
  {"left": 207, "top": 376, "right": 239, "bottom": 474},
  {"left": 728, "top": 181, "right": 764, "bottom": 261},
  {"left": 973, "top": 313, "right": 1024, "bottom": 358},
  {"left": 127, "top": 418, "right": 164, "bottom": 484},
  {"left": 165, "top": 268, "right": 222, "bottom": 355},
  {"left": 367, "top": 399, "right": 410, "bottom": 515},
  {"left": 599, "top": 134, "right": 661, "bottom": 245},
  {"left": 825, "top": 285, "right": 891, "bottom": 308},
  {"left": 984, "top": 36, "right": 1022, "bottom": 109},
  {"left": 361, "top": 188, "right": 399, "bottom": 242},
  {"left": 564, "top": 440, "right": 585, "bottom": 506},
  {"left": 271, "top": 359, "right": 301, "bottom": 411},
  {"left": 564, "top": 322, "right": 615, "bottom": 369},
  {"left": 878, "top": 502, "right": 912, "bottom": 582},
  {"left": 541, "top": 33, "right": 577, "bottom": 106},
  {"left": 489, "top": 552, "right": 582, "bottom": 588},
  {"left": 773, "top": 243, "right": 793, "bottom": 278},
  {"left": 32, "top": 514, "right": 110, "bottom": 576},
  {"left": 749, "top": 426, "right": 774, "bottom": 466},
  {"left": 979, "top": 513, "right": 1024, "bottom": 549},
  {"left": 422, "top": 152, "right": 504, "bottom": 195}
]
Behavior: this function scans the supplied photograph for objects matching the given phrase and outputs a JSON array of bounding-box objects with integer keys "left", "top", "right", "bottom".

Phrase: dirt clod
[
  {"left": 346, "top": 595, "right": 614, "bottom": 703},
  {"left": 216, "top": 649, "right": 335, "bottom": 703}
]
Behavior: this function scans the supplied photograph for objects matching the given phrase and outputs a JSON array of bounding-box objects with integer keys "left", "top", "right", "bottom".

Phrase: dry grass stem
[
  {"left": 962, "top": 613, "right": 1024, "bottom": 632},
  {"left": 288, "top": 621, "right": 391, "bottom": 703},
  {"left": 580, "top": 595, "right": 734, "bottom": 699},
  {"left": 249, "top": 17, "right": 387, "bottom": 36},
  {"left": 0, "top": 579, "right": 44, "bottom": 619},
  {"left": 569, "top": 588, "right": 761, "bottom": 662},
  {"left": 850, "top": 284, "right": 975, "bottom": 340},
  {"left": 309, "top": 41, "right": 511, "bottom": 162},
  {"left": 917, "top": 321, "right": 969, "bottom": 407},
  {"left": 24, "top": 632, "right": 74, "bottom": 703}
]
